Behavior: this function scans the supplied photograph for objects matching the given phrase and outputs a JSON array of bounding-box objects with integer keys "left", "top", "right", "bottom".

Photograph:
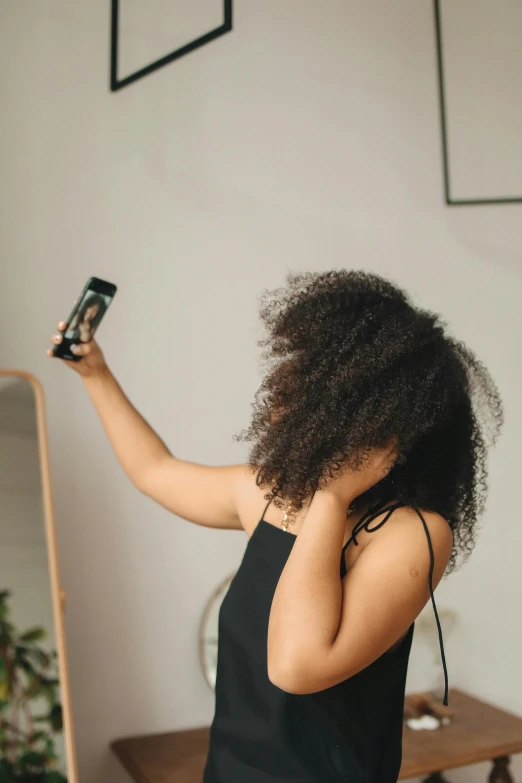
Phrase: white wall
[{"left": 1, "top": 1, "right": 521, "bottom": 781}]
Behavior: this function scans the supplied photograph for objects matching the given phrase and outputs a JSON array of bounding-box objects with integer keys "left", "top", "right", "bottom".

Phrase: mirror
[
  {"left": 199, "top": 573, "right": 234, "bottom": 690},
  {"left": 0, "top": 370, "right": 78, "bottom": 783}
]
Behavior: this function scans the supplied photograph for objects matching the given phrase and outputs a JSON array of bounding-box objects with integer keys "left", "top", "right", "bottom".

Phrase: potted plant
[{"left": 0, "top": 590, "right": 67, "bottom": 782}]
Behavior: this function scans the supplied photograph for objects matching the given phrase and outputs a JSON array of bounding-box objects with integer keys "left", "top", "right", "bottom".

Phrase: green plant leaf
[
  {"left": 44, "top": 772, "right": 68, "bottom": 783},
  {"left": 26, "top": 677, "right": 47, "bottom": 701},
  {"left": 18, "top": 749, "right": 48, "bottom": 768},
  {"left": 0, "top": 620, "right": 16, "bottom": 644},
  {"left": 49, "top": 705, "right": 62, "bottom": 733},
  {"left": 43, "top": 735, "right": 57, "bottom": 761},
  {"left": 33, "top": 702, "right": 63, "bottom": 733},
  {"left": 0, "top": 758, "right": 16, "bottom": 783},
  {"left": 14, "top": 655, "right": 39, "bottom": 680},
  {"left": 18, "top": 628, "right": 46, "bottom": 644},
  {"left": 0, "top": 676, "right": 9, "bottom": 702},
  {"left": 24, "top": 647, "right": 52, "bottom": 668},
  {"left": 0, "top": 661, "right": 7, "bottom": 702}
]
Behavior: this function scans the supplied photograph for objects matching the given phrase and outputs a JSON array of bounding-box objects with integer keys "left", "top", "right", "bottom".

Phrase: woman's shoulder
[
  {"left": 374, "top": 504, "right": 454, "bottom": 571},
  {"left": 393, "top": 504, "right": 452, "bottom": 540}
]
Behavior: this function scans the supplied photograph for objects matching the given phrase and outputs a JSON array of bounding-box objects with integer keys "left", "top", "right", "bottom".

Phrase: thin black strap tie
[
  {"left": 414, "top": 507, "right": 449, "bottom": 707},
  {"left": 343, "top": 500, "right": 405, "bottom": 550}
]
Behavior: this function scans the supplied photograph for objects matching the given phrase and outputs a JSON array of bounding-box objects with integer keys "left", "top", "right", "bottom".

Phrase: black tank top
[{"left": 202, "top": 499, "right": 448, "bottom": 783}]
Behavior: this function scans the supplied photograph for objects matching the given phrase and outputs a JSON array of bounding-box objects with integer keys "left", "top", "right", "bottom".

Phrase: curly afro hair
[{"left": 234, "top": 269, "right": 504, "bottom": 573}]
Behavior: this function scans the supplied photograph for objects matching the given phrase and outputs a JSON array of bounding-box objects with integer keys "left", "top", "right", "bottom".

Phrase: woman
[
  {"left": 65, "top": 293, "right": 107, "bottom": 344},
  {"left": 48, "top": 269, "right": 503, "bottom": 783}
]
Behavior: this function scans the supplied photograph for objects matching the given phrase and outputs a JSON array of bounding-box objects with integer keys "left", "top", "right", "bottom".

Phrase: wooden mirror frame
[{"left": 0, "top": 369, "right": 79, "bottom": 782}]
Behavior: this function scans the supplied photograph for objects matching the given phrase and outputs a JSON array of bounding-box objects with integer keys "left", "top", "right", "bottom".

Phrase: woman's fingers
[
  {"left": 70, "top": 341, "right": 92, "bottom": 357},
  {"left": 57, "top": 320, "right": 67, "bottom": 331},
  {"left": 48, "top": 333, "right": 92, "bottom": 356},
  {"left": 46, "top": 345, "right": 80, "bottom": 366}
]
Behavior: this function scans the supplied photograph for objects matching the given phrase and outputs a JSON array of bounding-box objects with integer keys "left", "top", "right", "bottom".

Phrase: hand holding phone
[{"left": 48, "top": 276, "right": 117, "bottom": 372}]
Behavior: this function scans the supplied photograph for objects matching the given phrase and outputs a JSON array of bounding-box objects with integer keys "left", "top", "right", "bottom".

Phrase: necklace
[
  {"left": 280, "top": 502, "right": 298, "bottom": 533},
  {"left": 280, "top": 499, "right": 355, "bottom": 532}
]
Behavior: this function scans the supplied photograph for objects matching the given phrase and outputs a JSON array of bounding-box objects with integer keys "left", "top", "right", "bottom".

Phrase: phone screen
[
  {"left": 53, "top": 277, "right": 117, "bottom": 361},
  {"left": 64, "top": 287, "right": 113, "bottom": 344}
]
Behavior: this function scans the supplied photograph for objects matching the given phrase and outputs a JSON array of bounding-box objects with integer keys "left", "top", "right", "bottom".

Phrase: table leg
[
  {"left": 422, "top": 774, "right": 451, "bottom": 783},
  {"left": 489, "top": 756, "right": 513, "bottom": 783}
]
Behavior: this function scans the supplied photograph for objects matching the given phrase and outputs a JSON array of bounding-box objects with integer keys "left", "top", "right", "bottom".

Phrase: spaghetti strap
[
  {"left": 260, "top": 497, "right": 272, "bottom": 521},
  {"left": 413, "top": 507, "right": 450, "bottom": 707}
]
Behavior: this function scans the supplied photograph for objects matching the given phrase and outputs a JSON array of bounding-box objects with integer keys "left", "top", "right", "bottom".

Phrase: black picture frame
[
  {"left": 434, "top": 0, "right": 522, "bottom": 206},
  {"left": 110, "top": 0, "right": 233, "bottom": 92}
]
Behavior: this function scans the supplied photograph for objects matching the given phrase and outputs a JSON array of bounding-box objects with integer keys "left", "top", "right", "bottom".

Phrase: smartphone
[{"left": 53, "top": 276, "right": 117, "bottom": 362}]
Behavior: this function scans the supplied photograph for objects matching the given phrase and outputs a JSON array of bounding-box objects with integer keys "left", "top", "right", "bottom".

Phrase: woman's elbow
[
  {"left": 267, "top": 657, "right": 321, "bottom": 695},
  {"left": 267, "top": 659, "right": 305, "bottom": 694},
  {"left": 268, "top": 654, "right": 358, "bottom": 694}
]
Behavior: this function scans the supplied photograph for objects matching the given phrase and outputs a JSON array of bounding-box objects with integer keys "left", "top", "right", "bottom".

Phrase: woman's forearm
[
  {"left": 82, "top": 366, "right": 171, "bottom": 487},
  {"left": 267, "top": 490, "right": 349, "bottom": 685}
]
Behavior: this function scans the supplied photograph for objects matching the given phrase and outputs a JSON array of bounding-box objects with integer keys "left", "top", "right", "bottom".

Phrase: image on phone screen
[{"left": 64, "top": 289, "right": 112, "bottom": 344}]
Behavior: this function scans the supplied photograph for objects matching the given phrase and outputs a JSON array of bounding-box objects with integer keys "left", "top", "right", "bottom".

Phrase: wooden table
[{"left": 111, "top": 688, "right": 522, "bottom": 782}]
